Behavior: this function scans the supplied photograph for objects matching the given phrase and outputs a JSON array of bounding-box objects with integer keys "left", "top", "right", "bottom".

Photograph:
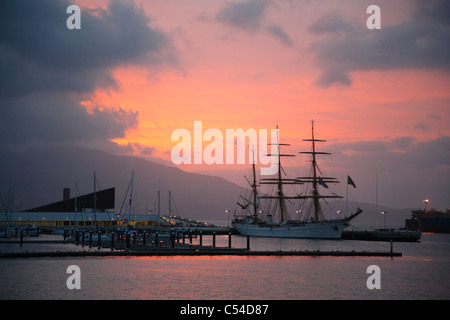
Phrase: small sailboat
[{"left": 232, "top": 121, "right": 363, "bottom": 239}]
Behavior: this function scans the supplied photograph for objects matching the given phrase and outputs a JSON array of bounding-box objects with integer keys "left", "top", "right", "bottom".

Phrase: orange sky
[
  {"left": 89, "top": 64, "right": 449, "bottom": 165},
  {"left": 75, "top": 0, "right": 449, "bottom": 199}
]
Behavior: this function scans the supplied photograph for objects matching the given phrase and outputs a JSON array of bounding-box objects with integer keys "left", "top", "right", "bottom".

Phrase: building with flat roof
[{"left": 1, "top": 187, "right": 169, "bottom": 229}]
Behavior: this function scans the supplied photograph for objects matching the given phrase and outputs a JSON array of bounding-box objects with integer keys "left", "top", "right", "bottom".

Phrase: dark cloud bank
[
  {"left": 309, "top": 0, "right": 450, "bottom": 88},
  {"left": 0, "top": 0, "right": 175, "bottom": 151},
  {"left": 215, "top": 0, "right": 293, "bottom": 46}
]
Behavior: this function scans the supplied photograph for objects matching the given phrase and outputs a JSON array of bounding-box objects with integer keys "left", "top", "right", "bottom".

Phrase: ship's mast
[
  {"left": 251, "top": 149, "right": 258, "bottom": 219},
  {"left": 276, "top": 127, "right": 286, "bottom": 222},
  {"left": 260, "top": 125, "right": 300, "bottom": 222},
  {"left": 311, "top": 122, "right": 320, "bottom": 221},
  {"left": 236, "top": 148, "right": 260, "bottom": 221},
  {"left": 299, "top": 121, "right": 342, "bottom": 221}
]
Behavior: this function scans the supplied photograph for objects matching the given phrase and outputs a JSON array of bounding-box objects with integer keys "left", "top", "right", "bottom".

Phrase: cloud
[
  {"left": 427, "top": 113, "right": 442, "bottom": 120},
  {"left": 308, "top": 10, "right": 355, "bottom": 34},
  {"left": 215, "top": 0, "right": 293, "bottom": 46},
  {"left": 265, "top": 24, "right": 293, "bottom": 47},
  {"left": 0, "top": 94, "right": 138, "bottom": 148},
  {"left": 325, "top": 135, "right": 449, "bottom": 208},
  {"left": 330, "top": 135, "right": 450, "bottom": 170},
  {"left": 0, "top": 0, "right": 176, "bottom": 151},
  {"left": 391, "top": 136, "right": 415, "bottom": 149},
  {"left": 0, "top": 0, "right": 173, "bottom": 98},
  {"left": 216, "top": 0, "right": 267, "bottom": 32},
  {"left": 309, "top": 0, "right": 450, "bottom": 88},
  {"left": 413, "top": 122, "right": 430, "bottom": 132}
]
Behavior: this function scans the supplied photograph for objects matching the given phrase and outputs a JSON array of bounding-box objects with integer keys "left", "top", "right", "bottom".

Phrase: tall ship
[
  {"left": 407, "top": 199, "right": 450, "bottom": 233},
  {"left": 232, "top": 122, "right": 362, "bottom": 239}
]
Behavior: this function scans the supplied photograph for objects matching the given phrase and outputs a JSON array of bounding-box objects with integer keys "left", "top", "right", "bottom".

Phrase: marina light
[
  {"left": 225, "top": 209, "right": 231, "bottom": 227},
  {"left": 381, "top": 211, "right": 388, "bottom": 229}
]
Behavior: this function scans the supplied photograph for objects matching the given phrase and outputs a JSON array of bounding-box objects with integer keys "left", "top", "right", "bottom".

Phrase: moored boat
[{"left": 232, "top": 121, "right": 362, "bottom": 239}]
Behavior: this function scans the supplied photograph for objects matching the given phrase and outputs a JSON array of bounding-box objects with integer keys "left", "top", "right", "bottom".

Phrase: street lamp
[
  {"left": 225, "top": 209, "right": 231, "bottom": 227},
  {"left": 296, "top": 209, "right": 302, "bottom": 221},
  {"left": 423, "top": 198, "right": 429, "bottom": 211},
  {"left": 381, "top": 211, "right": 388, "bottom": 229}
]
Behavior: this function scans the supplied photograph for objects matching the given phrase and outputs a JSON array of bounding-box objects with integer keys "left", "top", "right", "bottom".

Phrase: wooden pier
[
  {"left": 0, "top": 227, "right": 403, "bottom": 258},
  {"left": 0, "top": 247, "right": 401, "bottom": 258}
]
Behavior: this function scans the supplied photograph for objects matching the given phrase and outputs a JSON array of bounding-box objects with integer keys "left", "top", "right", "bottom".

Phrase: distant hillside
[{"left": 0, "top": 145, "right": 242, "bottom": 221}]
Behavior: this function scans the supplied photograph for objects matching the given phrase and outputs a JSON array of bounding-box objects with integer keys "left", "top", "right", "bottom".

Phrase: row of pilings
[{"left": 65, "top": 228, "right": 251, "bottom": 251}]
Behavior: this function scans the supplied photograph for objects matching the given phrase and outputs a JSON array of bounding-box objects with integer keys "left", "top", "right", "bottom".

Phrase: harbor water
[{"left": 0, "top": 231, "right": 449, "bottom": 300}]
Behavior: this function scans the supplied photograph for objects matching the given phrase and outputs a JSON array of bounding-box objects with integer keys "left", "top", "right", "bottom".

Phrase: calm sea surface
[{"left": 0, "top": 231, "right": 449, "bottom": 300}]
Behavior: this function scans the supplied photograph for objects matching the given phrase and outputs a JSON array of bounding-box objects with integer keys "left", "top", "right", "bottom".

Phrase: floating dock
[{"left": 0, "top": 239, "right": 401, "bottom": 258}]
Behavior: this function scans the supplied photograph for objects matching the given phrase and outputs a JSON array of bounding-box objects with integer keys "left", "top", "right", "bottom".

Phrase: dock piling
[
  {"left": 390, "top": 239, "right": 393, "bottom": 258},
  {"left": 171, "top": 231, "right": 175, "bottom": 248},
  {"left": 97, "top": 230, "right": 101, "bottom": 248},
  {"left": 126, "top": 233, "right": 130, "bottom": 250},
  {"left": 111, "top": 232, "right": 115, "bottom": 251},
  {"left": 81, "top": 230, "right": 85, "bottom": 246}
]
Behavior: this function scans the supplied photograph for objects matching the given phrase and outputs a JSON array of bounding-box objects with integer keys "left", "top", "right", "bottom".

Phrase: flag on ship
[
  {"left": 347, "top": 175, "right": 356, "bottom": 188},
  {"left": 319, "top": 177, "right": 329, "bottom": 188}
]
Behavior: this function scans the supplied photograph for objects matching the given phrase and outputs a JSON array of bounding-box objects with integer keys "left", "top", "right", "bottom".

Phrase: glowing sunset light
[{"left": 1, "top": 0, "right": 448, "bottom": 209}]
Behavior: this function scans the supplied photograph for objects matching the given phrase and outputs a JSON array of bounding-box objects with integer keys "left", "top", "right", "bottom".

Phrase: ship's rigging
[{"left": 236, "top": 121, "right": 351, "bottom": 224}]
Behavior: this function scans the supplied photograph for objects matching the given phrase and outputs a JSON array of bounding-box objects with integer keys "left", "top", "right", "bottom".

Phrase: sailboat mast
[
  {"left": 169, "top": 190, "right": 172, "bottom": 226},
  {"left": 128, "top": 170, "right": 134, "bottom": 225},
  {"left": 156, "top": 179, "right": 163, "bottom": 227},
  {"left": 94, "top": 171, "right": 97, "bottom": 227},
  {"left": 310, "top": 122, "right": 320, "bottom": 221},
  {"left": 169, "top": 190, "right": 171, "bottom": 215}
]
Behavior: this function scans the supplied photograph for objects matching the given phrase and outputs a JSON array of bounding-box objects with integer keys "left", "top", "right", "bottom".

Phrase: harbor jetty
[{"left": 0, "top": 227, "right": 401, "bottom": 258}]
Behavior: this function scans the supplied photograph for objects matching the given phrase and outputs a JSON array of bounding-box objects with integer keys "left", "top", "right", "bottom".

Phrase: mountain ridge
[{"left": 0, "top": 145, "right": 242, "bottom": 221}]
